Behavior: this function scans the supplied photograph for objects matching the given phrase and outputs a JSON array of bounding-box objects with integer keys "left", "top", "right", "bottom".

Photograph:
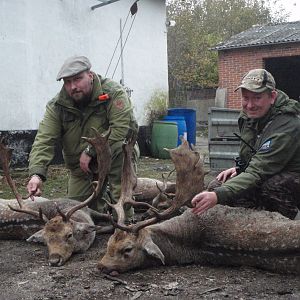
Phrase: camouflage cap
[
  {"left": 56, "top": 56, "right": 92, "bottom": 81},
  {"left": 235, "top": 69, "right": 276, "bottom": 93}
]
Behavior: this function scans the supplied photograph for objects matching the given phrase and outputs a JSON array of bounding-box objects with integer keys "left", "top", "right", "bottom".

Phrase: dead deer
[
  {"left": 134, "top": 177, "right": 175, "bottom": 203},
  {"left": 97, "top": 138, "right": 300, "bottom": 276},
  {"left": 0, "top": 129, "right": 111, "bottom": 266}
]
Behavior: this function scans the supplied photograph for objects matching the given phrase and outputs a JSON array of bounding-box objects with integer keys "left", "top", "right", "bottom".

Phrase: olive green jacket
[
  {"left": 215, "top": 90, "right": 300, "bottom": 204},
  {"left": 29, "top": 73, "right": 138, "bottom": 179}
]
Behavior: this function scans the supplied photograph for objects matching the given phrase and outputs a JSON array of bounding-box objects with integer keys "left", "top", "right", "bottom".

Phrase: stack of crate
[{"left": 208, "top": 107, "right": 240, "bottom": 171}]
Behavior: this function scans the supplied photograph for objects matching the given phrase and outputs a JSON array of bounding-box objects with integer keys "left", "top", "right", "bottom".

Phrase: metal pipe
[
  {"left": 120, "top": 18, "right": 125, "bottom": 86},
  {"left": 91, "top": 0, "right": 121, "bottom": 10}
]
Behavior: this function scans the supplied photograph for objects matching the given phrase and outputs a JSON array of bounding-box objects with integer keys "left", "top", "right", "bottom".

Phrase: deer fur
[
  {"left": 134, "top": 178, "right": 175, "bottom": 202},
  {"left": 97, "top": 138, "right": 300, "bottom": 275},
  {"left": 0, "top": 197, "right": 99, "bottom": 266},
  {"left": 98, "top": 205, "right": 300, "bottom": 275}
]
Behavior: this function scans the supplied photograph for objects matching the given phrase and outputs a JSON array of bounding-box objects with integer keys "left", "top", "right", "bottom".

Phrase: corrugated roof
[{"left": 212, "top": 21, "right": 300, "bottom": 51}]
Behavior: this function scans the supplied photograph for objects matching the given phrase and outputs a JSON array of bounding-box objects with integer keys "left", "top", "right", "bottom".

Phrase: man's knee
[
  {"left": 260, "top": 172, "right": 300, "bottom": 219},
  {"left": 262, "top": 172, "right": 300, "bottom": 192}
]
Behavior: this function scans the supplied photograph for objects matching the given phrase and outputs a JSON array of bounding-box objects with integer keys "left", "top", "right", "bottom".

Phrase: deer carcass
[
  {"left": 0, "top": 197, "right": 101, "bottom": 266},
  {"left": 134, "top": 177, "right": 175, "bottom": 203},
  {"left": 0, "top": 129, "right": 111, "bottom": 266},
  {"left": 97, "top": 138, "right": 300, "bottom": 275}
]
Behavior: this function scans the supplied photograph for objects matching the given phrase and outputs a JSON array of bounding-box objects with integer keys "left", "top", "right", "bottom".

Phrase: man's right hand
[
  {"left": 79, "top": 151, "right": 92, "bottom": 174},
  {"left": 27, "top": 175, "right": 43, "bottom": 197}
]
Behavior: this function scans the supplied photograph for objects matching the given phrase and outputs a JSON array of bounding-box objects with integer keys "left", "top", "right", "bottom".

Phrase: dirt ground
[
  {"left": 1, "top": 236, "right": 299, "bottom": 300},
  {"left": 0, "top": 142, "right": 299, "bottom": 300}
]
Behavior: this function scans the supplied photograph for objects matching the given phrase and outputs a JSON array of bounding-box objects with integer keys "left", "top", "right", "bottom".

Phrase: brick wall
[{"left": 218, "top": 42, "right": 300, "bottom": 109}]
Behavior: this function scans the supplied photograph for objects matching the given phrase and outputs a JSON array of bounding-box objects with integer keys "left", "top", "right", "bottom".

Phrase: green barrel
[{"left": 151, "top": 121, "right": 178, "bottom": 159}]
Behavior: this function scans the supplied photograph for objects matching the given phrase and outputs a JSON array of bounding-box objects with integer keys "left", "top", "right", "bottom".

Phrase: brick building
[{"left": 213, "top": 21, "right": 300, "bottom": 109}]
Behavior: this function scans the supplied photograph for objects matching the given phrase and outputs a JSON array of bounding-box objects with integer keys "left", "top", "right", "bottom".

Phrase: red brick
[{"left": 218, "top": 43, "right": 300, "bottom": 108}]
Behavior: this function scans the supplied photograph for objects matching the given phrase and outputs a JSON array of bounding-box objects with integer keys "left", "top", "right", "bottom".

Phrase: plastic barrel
[
  {"left": 168, "top": 108, "right": 196, "bottom": 146},
  {"left": 151, "top": 121, "right": 178, "bottom": 159},
  {"left": 162, "top": 115, "right": 187, "bottom": 145}
]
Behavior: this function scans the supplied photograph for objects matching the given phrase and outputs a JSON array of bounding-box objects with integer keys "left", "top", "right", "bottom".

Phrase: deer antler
[
  {"left": 0, "top": 138, "right": 48, "bottom": 222},
  {"left": 106, "top": 129, "right": 138, "bottom": 227},
  {"left": 63, "top": 128, "right": 112, "bottom": 221},
  {"left": 141, "top": 171, "right": 176, "bottom": 220},
  {"left": 0, "top": 138, "right": 22, "bottom": 205},
  {"left": 152, "top": 170, "right": 175, "bottom": 208},
  {"left": 109, "top": 137, "right": 207, "bottom": 234}
]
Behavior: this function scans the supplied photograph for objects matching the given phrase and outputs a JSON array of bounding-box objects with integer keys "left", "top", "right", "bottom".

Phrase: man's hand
[
  {"left": 27, "top": 175, "right": 43, "bottom": 198},
  {"left": 216, "top": 167, "right": 237, "bottom": 183},
  {"left": 191, "top": 191, "right": 218, "bottom": 215},
  {"left": 80, "top": 151, "right": 92, "bottom": 174}
]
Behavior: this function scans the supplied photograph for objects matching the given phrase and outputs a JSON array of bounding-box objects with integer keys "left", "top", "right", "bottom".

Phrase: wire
[
  {"left": 105, "top": 0, "right": 139, "bottom": 79},
  {"left": 111, "top": 13, "right": 137, "bottom": 79},
  {"left": 105, "top": 10, "right": 131, "bottom": 77}
]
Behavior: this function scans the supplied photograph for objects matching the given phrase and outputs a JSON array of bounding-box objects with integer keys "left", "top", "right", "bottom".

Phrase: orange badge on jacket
[
  {"left": 98, "top": 94, "right": 110, "bottom": 101},
  {"left": 114, "top": 99, "right": 125, "bottom": 110}
]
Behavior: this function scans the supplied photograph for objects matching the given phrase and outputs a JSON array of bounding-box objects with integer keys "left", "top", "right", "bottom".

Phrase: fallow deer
[
  {"left": 0, "top": 129, "right": 111, "bottom": 266},
  {"left": 97, "top": 138, "right": 300, "bottom": 275}
]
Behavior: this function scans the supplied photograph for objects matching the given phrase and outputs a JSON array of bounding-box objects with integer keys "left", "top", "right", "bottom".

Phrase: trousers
[{"left": 67, "top": 141, "right": 139, "bottom": 219}]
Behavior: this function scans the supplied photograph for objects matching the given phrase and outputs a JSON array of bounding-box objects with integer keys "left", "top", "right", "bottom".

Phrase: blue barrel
[
  {"left": 168, "top": 108, "right": 196, "bottom": 146},
  {"left": 162, "top": 116, "right": 187, "bottom": 145},
  {"left": 151, "top": 121, "right": 178, "bottom": 159}
]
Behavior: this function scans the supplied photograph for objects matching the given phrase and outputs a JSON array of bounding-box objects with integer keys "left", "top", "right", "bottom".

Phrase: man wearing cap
[
  {"left": 192, "top": 68, "right": 300, "bottom": 220},
  {"left": 27, "top": 55, "right": 139, "bottom": 217}
]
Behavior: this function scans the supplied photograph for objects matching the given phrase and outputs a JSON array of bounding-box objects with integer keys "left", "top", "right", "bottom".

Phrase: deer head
[
  {"left": 0, "top": 129, "right": 111, "bottom": 266},
  {"left": 97, "top": 138, "right": 207, "bottom": 275},
  {"left": 26, "top": 208, "right": 98, "bottom": 266}
]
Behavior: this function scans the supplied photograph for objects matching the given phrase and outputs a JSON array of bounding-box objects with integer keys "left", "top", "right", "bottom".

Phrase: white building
[{"left": 0, "top": 0, "right": 168, "bottom": 165}]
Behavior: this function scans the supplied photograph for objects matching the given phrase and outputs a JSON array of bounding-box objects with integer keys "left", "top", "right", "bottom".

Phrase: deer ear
[
  {"left": 143, "top": 237, "right": 165, "bottom": 265},
  {"left": 26, "top": 229, "right": 45, "bottom": 244}
]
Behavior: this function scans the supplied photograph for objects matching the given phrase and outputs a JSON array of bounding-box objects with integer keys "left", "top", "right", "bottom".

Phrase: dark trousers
[{"left": 208, "top": 172, "right": 300, "bottom": 219}]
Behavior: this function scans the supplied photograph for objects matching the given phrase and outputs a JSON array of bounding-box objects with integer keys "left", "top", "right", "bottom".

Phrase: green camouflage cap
[
  {"left": 235, "top": 69, "right": 276, "bottom": 93},
  {"left": 56, "top": 56, "right": 92, "bottom": 81}
]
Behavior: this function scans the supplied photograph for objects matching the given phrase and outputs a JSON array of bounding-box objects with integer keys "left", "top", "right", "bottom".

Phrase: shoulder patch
[
  {"left": 114, "top": 99, "right": 125, "bottom": 110},
  {"left": 258, "top": 139, "right": 272, "bottom": 153}
]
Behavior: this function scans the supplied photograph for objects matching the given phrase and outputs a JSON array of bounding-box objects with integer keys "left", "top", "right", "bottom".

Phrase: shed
[{"left": 212, "top": 21, "right": 300, "bottom": 109}]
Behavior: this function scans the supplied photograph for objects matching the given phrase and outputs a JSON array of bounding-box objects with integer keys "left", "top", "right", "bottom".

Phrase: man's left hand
[{"left": 191, "top": 191, "right": 218, "bottom": 215}]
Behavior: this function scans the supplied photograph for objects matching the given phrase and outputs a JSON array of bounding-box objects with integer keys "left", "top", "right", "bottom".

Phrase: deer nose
[
  {"left": 97, "top": 263, "right": 120, "bottom": 276},
  {"left": 97, "top": 262, "right": 106, "bottom": 272},
  {"left": 48, "top": 254, "right": 64, "bottom": 267}
]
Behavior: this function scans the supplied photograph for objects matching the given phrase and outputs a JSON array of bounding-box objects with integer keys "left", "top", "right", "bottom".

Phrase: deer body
[
  {"left": 0, "top": 197, "right": 49, "bottom": 239},
  {"left": 97, "top": 137, "right": 299, "bottom": 275},
  {"left": 99, "top": 205, "right": 300, "bottom": 275}
]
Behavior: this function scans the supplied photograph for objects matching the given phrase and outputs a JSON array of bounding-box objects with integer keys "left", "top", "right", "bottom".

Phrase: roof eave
[{"left": 212, "top": 39, "right": 300, "bottom": 51}]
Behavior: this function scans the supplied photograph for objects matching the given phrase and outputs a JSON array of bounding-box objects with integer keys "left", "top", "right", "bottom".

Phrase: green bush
[{"left": 145, "top": 89, "right": 169, "bottom": 125}]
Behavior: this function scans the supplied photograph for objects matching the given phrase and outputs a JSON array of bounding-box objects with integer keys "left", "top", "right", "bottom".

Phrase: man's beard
[{"left": 71, "top": 91, "right": 92, "bottom": 107}]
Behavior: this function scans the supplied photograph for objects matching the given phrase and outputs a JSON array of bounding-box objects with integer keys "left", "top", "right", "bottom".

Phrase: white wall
[{"left": 0, "top": 0, "right": 168, "bottom": 130}]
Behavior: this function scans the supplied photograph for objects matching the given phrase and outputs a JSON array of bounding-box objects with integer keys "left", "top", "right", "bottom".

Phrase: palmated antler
[
  {"left": 0, "top": 138, "right": 49, "bottom": 222},
  {"left": 110, "top": 137, "right": 207, "bottom": 234},
  {"left": 58, "top": 128, "right": 112, "bottom": 221},
  {"left": 106, "top": 129, "right": 139, "bottom": 226}
]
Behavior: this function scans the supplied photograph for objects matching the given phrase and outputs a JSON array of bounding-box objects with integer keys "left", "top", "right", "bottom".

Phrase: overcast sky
[{"left": 275, "top": 0, "right": 300, "bottom": 21}]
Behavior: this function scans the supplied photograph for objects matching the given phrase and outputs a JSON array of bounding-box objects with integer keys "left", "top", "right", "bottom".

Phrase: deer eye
[
  {"left": 123, "top": 246, "right": 133, "bottom": 256},
  {"left": 66, "top": 232, "right": 73, "bottom": 240}
]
